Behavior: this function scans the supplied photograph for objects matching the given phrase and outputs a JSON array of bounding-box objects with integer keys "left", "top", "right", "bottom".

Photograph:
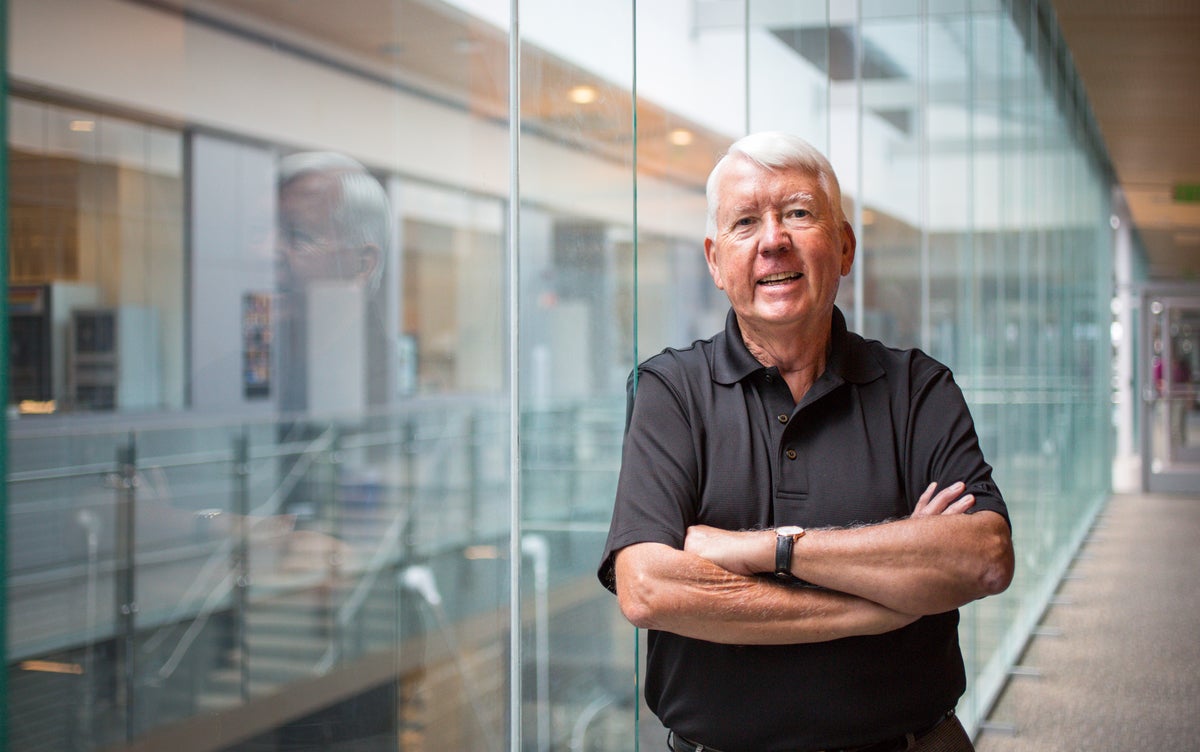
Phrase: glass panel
[
  {"left": 7, "top": 1, "right": 515, "bottom": 749},
  {"left": 925, "top": 6, "right": 972, "bottom": 367},
  {"left": 748, "top": 0, "right": 831, "bottom": 149},
  {"left": 516, "top": 2, "right": 636, "bottom": 749},
  {"left": 1, "top": 0, "right": 1121, "bottom": 749},
  {"left": 859, "top": 3, "right": 923, "bottom": 347}
]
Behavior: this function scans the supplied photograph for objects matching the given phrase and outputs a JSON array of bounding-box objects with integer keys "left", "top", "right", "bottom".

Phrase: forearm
[
  {"left": 791, "top": 511, "right": 1013, "bottom": 615},
  {"left": 614, "top": 542, "right": 917, "bottom": 645}
]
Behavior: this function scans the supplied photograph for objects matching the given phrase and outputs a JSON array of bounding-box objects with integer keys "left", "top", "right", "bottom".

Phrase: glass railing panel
[{"left": 7, "top": 402, "right": 525, "bottom": 749}]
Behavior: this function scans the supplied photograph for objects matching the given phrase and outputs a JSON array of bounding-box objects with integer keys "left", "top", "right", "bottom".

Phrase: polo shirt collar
[{"left": 711, "top": 306, "right": 885, "bottom": 387}]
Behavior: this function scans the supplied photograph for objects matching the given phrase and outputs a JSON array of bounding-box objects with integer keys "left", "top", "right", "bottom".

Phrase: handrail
[
  {"left": 6, "top": 396, "right": 626, "bottom": 736},
  {"left": 151, "top": 409, "right": 508, "bottom": 681},
  {"left": 313, "top": 409, "right": 490, "bottom": 675},
  {"left": 313, "top": 505, "right": 409, "bottom": 675},
  {"left": 146, "top": 424, "right": 339, "bottom": 675}
]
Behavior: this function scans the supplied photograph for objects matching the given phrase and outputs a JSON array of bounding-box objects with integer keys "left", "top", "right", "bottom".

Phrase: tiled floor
[{"left": 974, "top": 492, "right": 1200, "bottom": 752}]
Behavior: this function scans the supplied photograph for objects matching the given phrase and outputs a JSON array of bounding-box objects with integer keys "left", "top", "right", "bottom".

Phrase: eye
[{"left": 786, "top": 208, "right": 811, "bottom": 220}]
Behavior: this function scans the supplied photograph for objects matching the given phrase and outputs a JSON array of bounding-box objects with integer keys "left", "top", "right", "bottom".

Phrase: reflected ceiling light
[
  {"left": 568, "top": 85, "right": 598, "bottom": 105},
  {"left": 464, "top": 544, "right": 500, "bottom": 560},
  {"left": 69, "top": 120, "right": 95, "bottom": 133},
  {"left": 21, "top": 660, "right": 83, "bottom": 675},
  {"left": 18, "top": 400, "right": 56, "bottom": 415},
  {"left": 668, "top": 128, "right": 694, "bottom": 146}
]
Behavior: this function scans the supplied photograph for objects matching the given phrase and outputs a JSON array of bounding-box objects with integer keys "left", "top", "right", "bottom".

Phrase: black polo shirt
[{"left": 599, "top": 306, "right": 1008, "bottom": 752}]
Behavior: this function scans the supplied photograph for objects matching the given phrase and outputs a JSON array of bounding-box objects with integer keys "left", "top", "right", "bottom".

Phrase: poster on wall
[{"left": 243, "top": 292, "right": 272, "bottom": 399}]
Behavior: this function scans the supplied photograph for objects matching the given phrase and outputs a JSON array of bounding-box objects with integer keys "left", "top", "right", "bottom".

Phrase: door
[{"left": 1141, "top": 288, "right": 1200, "bottom": 493}]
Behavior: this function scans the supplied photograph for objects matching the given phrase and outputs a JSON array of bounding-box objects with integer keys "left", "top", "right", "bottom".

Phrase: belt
[{"left": 668, "top": 711, "right": 954, "bottom": 752}]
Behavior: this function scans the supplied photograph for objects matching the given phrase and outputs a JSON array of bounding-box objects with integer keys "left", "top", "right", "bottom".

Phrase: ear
[
  {"left": 839, "top": 221, "right": 857, "bottom": 277},
  {"left": 356, "top": 244, "right": 383, "bottom": 288},
  {"left": 704, "top": 236, "right": 726, "bottom": 290}
]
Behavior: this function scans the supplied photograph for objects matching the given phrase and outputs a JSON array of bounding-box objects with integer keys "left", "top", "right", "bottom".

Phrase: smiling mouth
[{"left": 758, "top": 271, "right": 803, "bottom": 286}]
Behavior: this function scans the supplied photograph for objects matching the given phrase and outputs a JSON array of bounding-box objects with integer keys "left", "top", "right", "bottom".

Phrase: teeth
[{"left": 759, "top": 272, "right": 801, "bottom": 284}]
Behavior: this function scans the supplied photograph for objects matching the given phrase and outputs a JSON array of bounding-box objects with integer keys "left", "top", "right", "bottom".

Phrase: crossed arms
[{"left": 614, "top": 482, "right": 1014, "bottom": 645}]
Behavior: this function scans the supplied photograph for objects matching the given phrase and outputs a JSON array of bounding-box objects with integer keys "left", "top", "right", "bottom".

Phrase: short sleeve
[
  {"left": 597, "top": 368, "right": 702, "bottom": 592},
  {"left": 906, "top": 364, "right": 1009, "bottom": 528}
]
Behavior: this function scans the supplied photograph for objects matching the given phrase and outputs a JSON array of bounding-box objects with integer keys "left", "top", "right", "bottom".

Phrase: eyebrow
[
  {"left": 728, "top": 192, "right": 818, "bottom": 214},
  {"left": 783, "top": 191, "right": 818, "bottom": 205},
  {"left": 723, "top": 191, "right": 822, "bottom": 224}
]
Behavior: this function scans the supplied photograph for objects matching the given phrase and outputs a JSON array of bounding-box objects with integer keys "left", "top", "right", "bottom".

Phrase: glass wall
[{"left": 2, "top": 0, "right": 1112, "bottom": 750}]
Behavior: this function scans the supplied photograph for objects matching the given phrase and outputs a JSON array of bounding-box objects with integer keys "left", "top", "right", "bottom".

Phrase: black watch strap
[{"left": 773, "top": 526, "right": 805, "bottom": 580}]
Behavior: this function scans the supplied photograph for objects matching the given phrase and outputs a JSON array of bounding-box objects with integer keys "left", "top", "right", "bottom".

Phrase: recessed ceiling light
[
  {"left": 69, "top": 120, "right": 95, "bottom": 133},
  {"left": 668, "top": 128, "right": 693, "bottom": 146},
  {"left": 569, "top": 85, "right": 598, "bottom": 105}
]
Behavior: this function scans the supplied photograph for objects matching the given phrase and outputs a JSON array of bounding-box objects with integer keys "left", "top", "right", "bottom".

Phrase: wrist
[{"left": 773, "top": 525, "right": 806, "bottom": 580}]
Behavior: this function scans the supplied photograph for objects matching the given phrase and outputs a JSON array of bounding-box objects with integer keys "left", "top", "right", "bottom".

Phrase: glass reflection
[{"left": 4, "top": 0, "right": 1116, "bottom": 749}]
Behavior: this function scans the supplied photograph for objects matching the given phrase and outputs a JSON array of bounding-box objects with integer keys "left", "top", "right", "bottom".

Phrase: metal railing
[{"left": 5, "top": 397, "right": 626, "bottom": 751}]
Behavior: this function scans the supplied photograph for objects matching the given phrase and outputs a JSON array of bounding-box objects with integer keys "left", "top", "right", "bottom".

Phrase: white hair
[
  {"left": 279, "top": 152, "right": 391, "bottom": 290},
  {"left": 704, "top": 131, "right": 845, "bottom": 237}
]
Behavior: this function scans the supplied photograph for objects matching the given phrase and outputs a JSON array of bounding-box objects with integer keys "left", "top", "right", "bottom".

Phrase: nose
[{"left": 759, "top": 213, "right": 790, "bottom": 253}]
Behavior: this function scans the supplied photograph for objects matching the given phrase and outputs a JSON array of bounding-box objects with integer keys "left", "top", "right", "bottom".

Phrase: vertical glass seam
[
  {"left": 508, "top": 1, "right": 523, "bottom": 750},
  {"left": 919, "top": 0, "right": 931, "bottom": 350},
  {"left": 631, "top": 3, "right": 641, "bottom": 750},
  {"left": 743, "top": 0, "right": 750, "bottom": 134},
  {"left": 0, "top": 0, "right": 8, "bottom": 743},
  {"left": 852, "top": 0, "right": 864, "bottom": 331}
]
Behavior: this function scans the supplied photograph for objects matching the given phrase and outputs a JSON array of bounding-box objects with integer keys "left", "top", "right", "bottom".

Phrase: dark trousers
[{"left": 667, "top": 710, "right": 974, "bottom": 752}]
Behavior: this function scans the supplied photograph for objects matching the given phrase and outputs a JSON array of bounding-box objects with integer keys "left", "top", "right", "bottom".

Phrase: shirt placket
[{"left": 759, "top": 368, "right": 808, "bottom": 522}]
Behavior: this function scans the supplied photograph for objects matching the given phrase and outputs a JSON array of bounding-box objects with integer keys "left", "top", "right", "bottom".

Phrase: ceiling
[
  {"left": 176, "top": 0, "right": 1200, "bottom": 278},
  {"left": 169, "top": 0, "right": 729, "bottom": 187},
  {"left": 1049, "top": 0, "right": 1200, "bottom": 279}
]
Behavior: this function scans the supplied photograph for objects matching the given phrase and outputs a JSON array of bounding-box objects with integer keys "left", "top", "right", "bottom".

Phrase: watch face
[{"left": 776, "top": 525, "right": 805, "bottom": 536}]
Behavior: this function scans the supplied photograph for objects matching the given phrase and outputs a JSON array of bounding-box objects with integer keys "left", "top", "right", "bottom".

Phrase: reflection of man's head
[{"left": 278, "top": 152, "right": 389, "bottom": 290}]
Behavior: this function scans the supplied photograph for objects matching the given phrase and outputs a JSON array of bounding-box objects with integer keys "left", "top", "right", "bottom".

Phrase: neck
[{"left": 739, "top": 315, "right": 832, "bottom": 403}]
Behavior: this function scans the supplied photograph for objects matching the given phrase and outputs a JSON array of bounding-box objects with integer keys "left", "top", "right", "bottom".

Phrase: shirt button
[
  {"left": 777, "top": 414, "right": 789, "bottom": 424},
  {"left": 785, "top": 449, "right": 797, "bottom": 460},
  {"left": 764, "top": 373, "right": 773, "bottom": 382}
]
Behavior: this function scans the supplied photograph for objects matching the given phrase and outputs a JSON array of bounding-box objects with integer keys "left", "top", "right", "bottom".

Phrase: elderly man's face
[
  {"left": 704, "top": 157, "right": 855, "bottom": 337},
  {"left": 279, "top": 171, "right": 373, "bottom": 284}
]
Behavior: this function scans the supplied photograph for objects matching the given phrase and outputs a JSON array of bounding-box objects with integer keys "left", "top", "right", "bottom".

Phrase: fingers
[
  {"left": 914, "top": 482, "right": 939, "bottom": 512},
  {"left": 913, "top": 481, "right": 975, "bottom": 516},
  {"left": 946, "top": 494, "right": 976, "bottom": 513}
]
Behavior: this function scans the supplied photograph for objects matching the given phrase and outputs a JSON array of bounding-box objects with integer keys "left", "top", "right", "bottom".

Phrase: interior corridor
[{"left": 975, "top": 491, "right": 1200, "bottom": 751}]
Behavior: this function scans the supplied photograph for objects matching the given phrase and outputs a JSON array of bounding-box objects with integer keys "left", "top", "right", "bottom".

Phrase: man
[
  {"left": 276, "top": 151, "right": 393, "bottom": 411},
  {"left": 598, "top": 132, "right": 1014, "bottom": 752}
]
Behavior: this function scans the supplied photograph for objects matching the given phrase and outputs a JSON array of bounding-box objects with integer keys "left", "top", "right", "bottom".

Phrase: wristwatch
[{"left": 774, "top": 525, "right": 806, "bottom": 580}]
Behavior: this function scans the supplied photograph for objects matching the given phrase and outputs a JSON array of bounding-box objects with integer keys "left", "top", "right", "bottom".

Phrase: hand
[
  {"left": 912, "top": 481, "right": 975, "bottom": 517},
  {"left": 684, "top": 524, "right": 772, "bottom": 576}
]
